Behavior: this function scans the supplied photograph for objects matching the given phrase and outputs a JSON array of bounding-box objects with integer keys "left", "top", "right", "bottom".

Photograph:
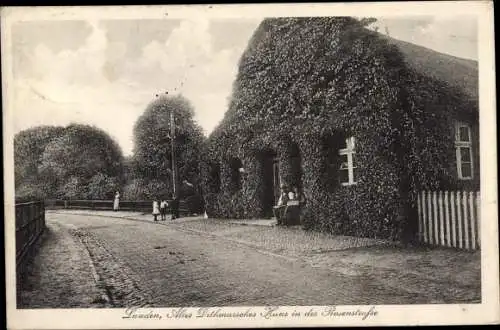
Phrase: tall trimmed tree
[{"left": 132, "top": 94, "right": 205, "bottom": 199}]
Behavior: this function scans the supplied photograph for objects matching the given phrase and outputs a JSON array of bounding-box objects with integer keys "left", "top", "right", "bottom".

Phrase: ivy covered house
[{"left": 202, "top": 17, "right": 479, "bottom": 241}]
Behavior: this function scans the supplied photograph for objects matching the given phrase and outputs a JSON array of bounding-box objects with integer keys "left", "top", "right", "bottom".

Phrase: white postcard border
[{"left": 2, "top": 1, "right": 498, "bottom": 328}]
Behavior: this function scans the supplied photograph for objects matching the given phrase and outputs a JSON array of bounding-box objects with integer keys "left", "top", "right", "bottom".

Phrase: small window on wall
[
  {"left": 339, "top": 136, "right": 357, "bottom": 186},
  {"left": 455, "top": 122, "right": 473, "bottom": 180}
]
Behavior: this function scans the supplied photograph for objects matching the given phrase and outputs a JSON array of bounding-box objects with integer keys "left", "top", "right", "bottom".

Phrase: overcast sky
[{"left": 11, "top": 16, "right": 477, "bottom": 156}]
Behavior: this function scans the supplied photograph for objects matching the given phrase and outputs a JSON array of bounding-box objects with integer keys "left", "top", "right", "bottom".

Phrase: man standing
[
  {"left": 171, "top": 194, "right": 180, "bottom": 220},
  {"left": 160, "top": 199, "right": 168, "bottom": 221}
]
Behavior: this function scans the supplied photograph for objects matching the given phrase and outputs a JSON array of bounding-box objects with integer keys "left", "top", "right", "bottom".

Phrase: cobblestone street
[{"left": 18, "top": 211, "right": 481, "bottom": 308}]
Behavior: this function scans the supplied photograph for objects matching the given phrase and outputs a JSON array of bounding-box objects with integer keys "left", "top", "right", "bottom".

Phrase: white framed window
[
  {"left": 339, "top": 136, "right": 357, "bottom": 186},
  {"left": 455, "top": 121, "right": 473, "bottom": 180}
]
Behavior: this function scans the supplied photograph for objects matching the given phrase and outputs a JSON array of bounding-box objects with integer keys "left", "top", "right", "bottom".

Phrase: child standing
[
  {"left": 152, "top": 199, "right": 160, "bottom": 222},
  {"left": 160, "top": 199, "right": 168, "bottom": 221}
]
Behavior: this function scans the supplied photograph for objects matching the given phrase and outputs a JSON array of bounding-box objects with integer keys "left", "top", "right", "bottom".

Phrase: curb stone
[{"left": 70, "top": 228, "right": 112, "bottom": 306}]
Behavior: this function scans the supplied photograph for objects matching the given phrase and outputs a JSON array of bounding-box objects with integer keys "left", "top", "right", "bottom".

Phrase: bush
[
  {"left": 86, "top": 173, "right": 120, "bottom": 200},
  {"left": 14, "top": 126, "right": 66, "bottom": 189},
  {"left": 15, "top": 183, "right": 46, "bottom": 202},
  {"left": 123, "top": 179, "right": 171, "bottom": 200},
  {"left": 15, "top": 124, "right": 125, "bottom": 200}
]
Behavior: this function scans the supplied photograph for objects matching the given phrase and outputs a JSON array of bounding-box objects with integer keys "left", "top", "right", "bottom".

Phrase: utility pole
[
  {"left": 170, "top": 108, "right": 177, "bottom": 198},
  {"left": 157, "top": 91, "right": 177, "bottom": 199},
  {"left": 159, "top": 64, "right": 196, "bottom": 200}
]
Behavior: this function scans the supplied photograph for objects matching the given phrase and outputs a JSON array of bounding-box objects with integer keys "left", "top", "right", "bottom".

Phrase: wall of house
[
  {"left": 201, "top": 17, "right": 479, "bottom": 242},
  {"left": 203, "top": 124, "right": 407, "bottom": 241},
  {"left": 296, "top": 131, "right": 404, "bottom": 239},
  {"left": 403, "top": 69, "right": 480, "bottom": 194}
]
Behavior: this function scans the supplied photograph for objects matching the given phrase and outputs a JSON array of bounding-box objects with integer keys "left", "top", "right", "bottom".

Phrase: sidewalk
[
  {"left": 17, "top": 220, "right": 109, "bottom": 308},
  {"left": 228, "top": 218, "right": 277, "bottom": 226}
]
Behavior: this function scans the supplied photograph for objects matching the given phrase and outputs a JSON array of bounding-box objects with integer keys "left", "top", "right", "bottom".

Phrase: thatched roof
[
  {"left": 385, "top": 36, "right": 478, "bottom": 101},
  {"left": 207, "top": 18, "right": 479, "bottom": 153}
]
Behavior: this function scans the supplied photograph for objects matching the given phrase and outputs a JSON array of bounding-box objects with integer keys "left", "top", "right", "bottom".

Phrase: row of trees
[
  {"left": 14, "top": 95, "right": 205, "bottom": 202},
  {"left": 15, "top": 124, "right": 124, "bottom": 201}
]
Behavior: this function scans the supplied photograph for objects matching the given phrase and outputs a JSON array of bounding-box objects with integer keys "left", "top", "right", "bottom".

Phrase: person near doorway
[
  {"left": 113, "top": 191, "right": 120, "bottom": 211},
  {"left": 286, "top": 186, "right": 301, "bottom": 226},
  {"left": 288, "top": 186, "right": 301, "bottom": 203},
  {"left": 290, "top": 186, "right": 307, "bottom": 204},
  {"left": 160, "top": 199, "right": 168, "bottom": 221},
  {"left": 152, "top": 199, "right": 160, "bottom": 222},
  {"left": 273, "top": 185, "right": 289, "bottom": 225}
]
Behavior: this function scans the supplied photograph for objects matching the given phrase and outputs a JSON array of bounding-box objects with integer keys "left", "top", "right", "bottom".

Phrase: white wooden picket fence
[{"left": 417, "top": 191, "right": 480, "bottom": 250}]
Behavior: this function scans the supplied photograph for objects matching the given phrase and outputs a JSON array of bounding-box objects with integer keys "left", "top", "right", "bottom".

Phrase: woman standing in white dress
[{"left": 113, "top": 191, "right": 120, "bottom": 211}]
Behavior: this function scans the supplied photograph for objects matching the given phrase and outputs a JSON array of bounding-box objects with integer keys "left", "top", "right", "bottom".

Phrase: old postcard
[{"left": 2, "top": 2, "right": 498, "bottom": 329}]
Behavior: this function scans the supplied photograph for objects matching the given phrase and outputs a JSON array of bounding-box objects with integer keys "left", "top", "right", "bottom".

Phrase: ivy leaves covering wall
[
  {"left": 15, "top": 124, "right": 125, "bottom": 201},
  {"left": 203, "top": 17, "right": 478, "bottom": 240}
]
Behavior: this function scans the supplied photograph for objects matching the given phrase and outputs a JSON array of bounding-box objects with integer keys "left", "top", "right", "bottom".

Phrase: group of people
[
  {"left": 273, "top": 185, "right": 306, "bottom": 225},
  {"left": 114, "top": 183, "right": 305, "bottom": 225},
  {"left": 152, "top": 199, "right": 167, "bottom": 221},
  {"left": 113, "top": 191, "right": 181, "bottom": 221},
  {"left": 152, "top": 196, "right": 180, "bottom": 221}
]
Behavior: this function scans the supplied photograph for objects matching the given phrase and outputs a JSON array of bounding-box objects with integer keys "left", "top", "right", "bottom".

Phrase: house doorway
[{"left": 260, "top": 151, "right": 279, "bottom": 218}]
